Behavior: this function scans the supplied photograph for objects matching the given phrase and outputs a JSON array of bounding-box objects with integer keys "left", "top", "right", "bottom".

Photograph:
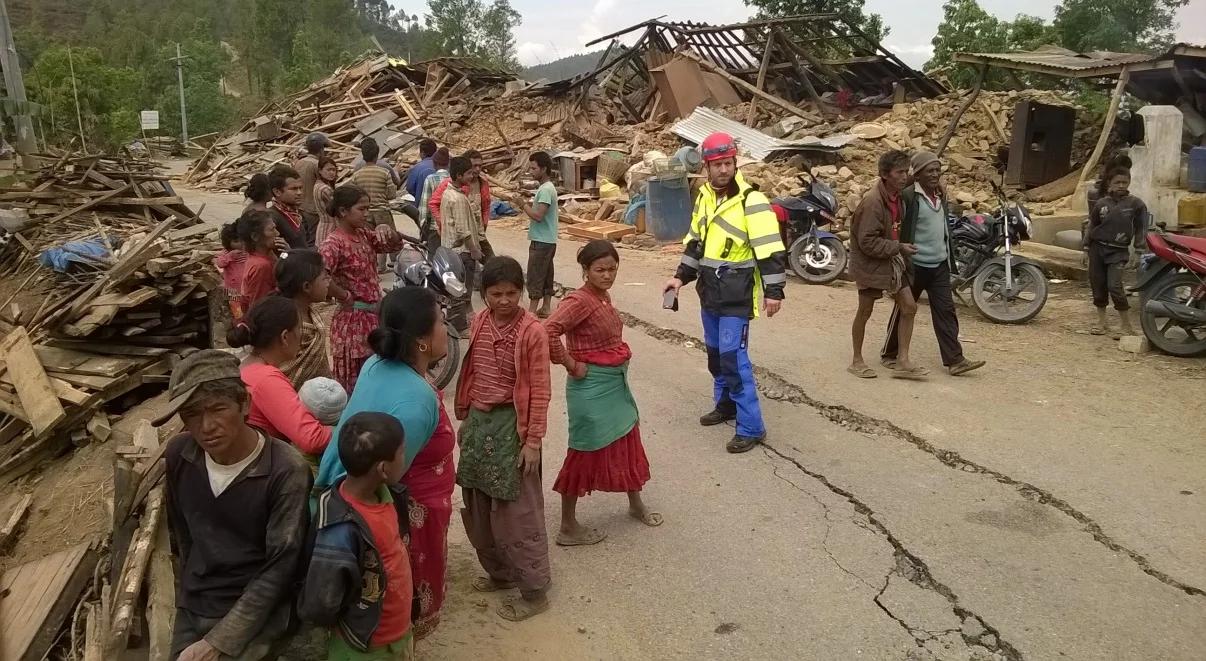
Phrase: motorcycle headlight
[{"left": 442, "top": 270, "right": 467, "bottom": 297}]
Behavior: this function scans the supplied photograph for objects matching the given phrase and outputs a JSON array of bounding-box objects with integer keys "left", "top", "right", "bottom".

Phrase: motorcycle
[
  {"left": 1133, "top": 223, "right": 1206, "bottom": 357},
  {"left": 391, "top": 233, "right": 470, "bottom": 389},
  {"left": 770, "top": 176, "right": 848, "bottom": 285},
  {"left": 949, "top": 183, "right": 1048, "bottom": 324}
]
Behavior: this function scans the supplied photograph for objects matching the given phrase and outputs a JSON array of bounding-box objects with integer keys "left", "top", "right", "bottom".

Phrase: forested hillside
[
  {"left": 522, "top": 50, "right": 606, "bottom": 82},
  {"left": 9, "top": 0, "right": 521, "bottom": 149}
]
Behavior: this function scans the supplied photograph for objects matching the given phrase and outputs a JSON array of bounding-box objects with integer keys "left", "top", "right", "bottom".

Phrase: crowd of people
[
  {"left": 163, "top": 125, "right": 1147, "bottom": 660},
  {"left": 165, "top": 135, "right": 658, "bottom": 660}
]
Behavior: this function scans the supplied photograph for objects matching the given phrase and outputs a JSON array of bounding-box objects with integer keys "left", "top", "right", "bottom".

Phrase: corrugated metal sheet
[
  {"left": 956, "top": 45, "right": 1158, "bottom": 75},
  {"left": 671, "top": 107, "right": 852, "bottom": 161}
]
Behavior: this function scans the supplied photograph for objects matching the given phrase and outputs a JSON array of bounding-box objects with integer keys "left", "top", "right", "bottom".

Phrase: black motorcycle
[
  {"left": 949, "top": 184, "right": 1048, "bottom": 324},
  {"left": 391, "top": 234, "right": 469, "bottom": 389},
  {"left": 771, "top": 176, "right": 847, "bottom": 285}
]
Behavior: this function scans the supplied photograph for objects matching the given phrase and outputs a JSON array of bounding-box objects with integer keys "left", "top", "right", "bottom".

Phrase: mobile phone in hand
[{"left": 662, "top": 289, "right": 679, "bottom": 312}]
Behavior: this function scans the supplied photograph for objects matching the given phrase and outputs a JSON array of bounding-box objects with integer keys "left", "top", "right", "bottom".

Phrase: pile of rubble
[
  {"left": 735, "top": 90, "right": 1103, "bottom": 227},
  {"left": 186, "top": 54, "right": 518, "bottom": 192},
  {"left": 0, "top": 152, "right": 217, "bottom": 486}
]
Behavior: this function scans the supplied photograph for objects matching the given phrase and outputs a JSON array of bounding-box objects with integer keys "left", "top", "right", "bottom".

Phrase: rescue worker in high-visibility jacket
[{"left": 663, "top": 132, "right": 788, "bottom": 454}]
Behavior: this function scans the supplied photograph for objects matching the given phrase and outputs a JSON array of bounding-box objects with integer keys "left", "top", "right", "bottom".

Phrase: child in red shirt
[
  {"left": 215, "top": 222, "right": 248, "bottom": 321},
  {"left": 300, "top": 412, "right": 414, "bottom": 660},
  {"left": 237, "top": 210, "right": 282, "bottom": 310}
]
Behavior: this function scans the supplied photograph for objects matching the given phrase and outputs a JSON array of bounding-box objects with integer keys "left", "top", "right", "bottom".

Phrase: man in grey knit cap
[{"left": 881, "top": 151, "right": 985, "bottom": 376}]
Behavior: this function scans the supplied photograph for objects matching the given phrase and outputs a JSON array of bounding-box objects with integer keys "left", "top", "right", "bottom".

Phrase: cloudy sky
[{"left": 393, "top": 1, "right": 1206, "bottom": 69}]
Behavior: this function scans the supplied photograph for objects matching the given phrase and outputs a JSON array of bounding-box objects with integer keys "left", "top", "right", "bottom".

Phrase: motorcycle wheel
[
  {"left": 429, "top": 324, "right": 462, "bottom": 390},
  {"left": 1139, "top": 272, "right": 1206, "bottom": 357},
  {"left": 971, "top": 261, "right": 1047, "bottom": 324},
  {"left": 788, "top": 236, "right": 847, "bottom": 285}
]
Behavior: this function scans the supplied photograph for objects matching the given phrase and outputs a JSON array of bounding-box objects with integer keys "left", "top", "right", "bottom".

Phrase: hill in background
[{"left": 522, "top": 50, "right": 605, "bottom": 82}]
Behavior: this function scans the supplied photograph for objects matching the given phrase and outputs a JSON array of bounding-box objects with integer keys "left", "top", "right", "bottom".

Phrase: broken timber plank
[
  {"left": 566, "top": 221, "right": 637, "bottom": 241},
  {"left": 107, "top": 485, "right": 164, "bottom": 657},
  {"left": 0, "top": 541, "right": 98, "bottom": 661},
  {"left": 0, "top": 327, "right": 66, "bottom": 438},
  {"left": 146, "top": 520, "right": 176, "bottom": 661},
  {"left": 0, "top": 492, "right": 33, "bottom": 553}
]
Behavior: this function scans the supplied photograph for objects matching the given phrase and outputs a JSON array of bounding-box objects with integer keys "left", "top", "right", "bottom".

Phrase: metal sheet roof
[
  {"left": 671, "top": 107, "right": 852, "bottom": 161},
  {"left": 953, "top": 44, "right": 1181, "bottom": 78}
]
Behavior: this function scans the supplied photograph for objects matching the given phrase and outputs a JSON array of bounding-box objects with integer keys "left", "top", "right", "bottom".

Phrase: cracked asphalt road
[{"left": 176, "top": 181, "right": 1205, "bottom": 660}]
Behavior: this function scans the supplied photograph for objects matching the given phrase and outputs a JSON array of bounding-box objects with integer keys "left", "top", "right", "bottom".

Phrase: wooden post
[
  {"left": 936, "top": 63, "right": 987, "bottom": 158},
  {"left": 747, "top": 30, "right": 776, "bottom": 127},
  {"left": 1076, "top": 66, "right": 1131, "bottom": 189},
  {"left": 774, "top": 28, "right": 825, "bottom": 108}
]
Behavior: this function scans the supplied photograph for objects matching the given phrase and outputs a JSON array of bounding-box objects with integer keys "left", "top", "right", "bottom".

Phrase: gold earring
[{"left": 418, "top": 342, "right": 429, "bottom": 353}]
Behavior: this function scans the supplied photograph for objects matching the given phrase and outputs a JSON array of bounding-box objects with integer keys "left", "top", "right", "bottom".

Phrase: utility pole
[
  {"left": 67, "top": 47, "right": 86, "bottom": 152},
  {"left": 0, "top": 0, "right": 37, "bottom": 168},
  {"left": 169, "top": 43, "right": 189, "bottom": 144}
]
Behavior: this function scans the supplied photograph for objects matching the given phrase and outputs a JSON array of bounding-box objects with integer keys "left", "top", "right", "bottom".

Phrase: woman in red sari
[
  {"left": 405, "top": 391, "right": 456, "bottom": 638},
  {"left": 319, "top": 185, "right": 404, "bottom": 392},
  {"left": 545, "top": 240, "right": 662, "bottom": 546}
]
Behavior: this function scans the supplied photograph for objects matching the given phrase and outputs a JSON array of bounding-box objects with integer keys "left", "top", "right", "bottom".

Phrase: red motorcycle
[{"left": 1134, "top": 224, "right": 1206, "bottom": 356}]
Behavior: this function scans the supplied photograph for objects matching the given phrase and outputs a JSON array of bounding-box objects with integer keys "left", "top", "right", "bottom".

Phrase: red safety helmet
[{"left": 700, "top": 132, "right": 738, "bottom": 163}]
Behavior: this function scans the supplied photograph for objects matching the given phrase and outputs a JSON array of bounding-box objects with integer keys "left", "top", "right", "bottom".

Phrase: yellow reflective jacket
[{"left": 675, "top": 173, "right": 787, "bottom": 318}]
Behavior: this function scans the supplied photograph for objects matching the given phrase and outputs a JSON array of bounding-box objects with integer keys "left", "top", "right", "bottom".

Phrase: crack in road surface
[
  {"left": 611, "top": 309, "right": 1205, "bottom": 601},
  {"left": 763, "top": 447, "right": 1019, "bottom": 659}
]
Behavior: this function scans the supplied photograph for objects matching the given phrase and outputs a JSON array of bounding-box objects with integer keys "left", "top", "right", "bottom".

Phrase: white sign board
[{"left": 140, "top": 110, "right": 160, "bottom": 131}]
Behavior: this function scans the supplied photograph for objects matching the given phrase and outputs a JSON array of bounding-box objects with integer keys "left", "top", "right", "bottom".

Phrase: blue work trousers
[{"left": 701, "top": 310, "right": 765, "bottom": 438}]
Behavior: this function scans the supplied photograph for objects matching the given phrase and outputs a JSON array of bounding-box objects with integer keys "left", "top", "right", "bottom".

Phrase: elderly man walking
[{"left": 880, "top": 151, "right": 985, "bottom": 376}]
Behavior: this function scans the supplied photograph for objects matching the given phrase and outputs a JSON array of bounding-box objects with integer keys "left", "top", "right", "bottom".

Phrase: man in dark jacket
[
  {"left": 154, "top": 349, "right": 312, "bottom": 661},
  {"left": 848, "top": 149, "right": 926, "bottom": 379},
  {"left": 268, "top": 165, "right": 309, "bottom": 248},
  {"left": 881, "top": 151, "right": 985, "bottom": 376}
]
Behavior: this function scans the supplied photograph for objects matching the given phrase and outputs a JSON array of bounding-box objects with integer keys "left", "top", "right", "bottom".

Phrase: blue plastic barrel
[
  {"left": 1190, "top": 146, "right": 1206, "bottom": 193},
  {"left": 646, "top": 173, "right": 693, "bottom": 241}
]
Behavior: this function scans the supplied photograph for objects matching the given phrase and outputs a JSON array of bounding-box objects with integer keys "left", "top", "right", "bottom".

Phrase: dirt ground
[
  {"left": 8, "top": 169, "right": 1201, "bottom": 660},
  {"left": 175, "top": 177, "right": 1204, "bottom": 659}
]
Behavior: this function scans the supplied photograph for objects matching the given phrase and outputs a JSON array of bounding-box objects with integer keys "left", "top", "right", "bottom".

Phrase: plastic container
[
  {"left": 646, "top": 172, "right": 693, "bottom": 241},
  {"left": 1189, "top": 146, "right": 1206, "bottom": 193}
]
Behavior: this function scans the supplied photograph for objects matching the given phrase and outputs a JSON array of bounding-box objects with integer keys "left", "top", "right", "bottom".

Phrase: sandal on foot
[
  {"left": 1089, "top": 327, "right": 1107, "bottom": 336},
  {"left": 555, "top": 528, "right": 607, "bottom": 546},
  {"left": 472, "top": 576, "right": 517, "bottom": 592},
  {"left": 630, "top": 510, "right": 664, "bottom": 527},
  {"left": 847, "top": 365, "right": 878, "bottom": 379},
  {"left": 880, "top": 358, "right": 899, "bottom": 370},
  {"left": 890, "top": 366, "right": 930, "bottom": 380},
  {"left": 497, "top": 596, "right": 550, "bottom": 622}
]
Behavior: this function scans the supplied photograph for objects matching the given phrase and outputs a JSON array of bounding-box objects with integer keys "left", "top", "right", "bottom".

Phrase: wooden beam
[
  {"left": 774, "top": 28, "right": 824, "bottom": 107},
  {"left": 679, "top": 51, "right": 821, "bottom": 124},
  {"left": 39, "top": 185, "right": 129, "bottom": 226},
  {"left": 747, "top": 30, "right": 777, "bottom": 127},
  {"left": 0, "top": 327, "right": 66, "bottom": 438},
  {"left": 146, "top": 520, "right": 175, "bottom": 661},
  {"left": 0, "top": 492, "right": 32, "bottom": 553},
  {"left": 936, "top": 64, "right": 987, "bottom": 158},
  {"left": 1077, "top": 66, "right": 1131, "bottom": 190},
  {"left": 107, "top": 486, "right": 165, "bottom": 657},
  {"left": 977, "top": 97, "right": 1009, "bottom": 144}
]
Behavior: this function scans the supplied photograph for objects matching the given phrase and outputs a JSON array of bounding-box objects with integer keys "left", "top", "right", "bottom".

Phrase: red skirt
[{"left": 554, "top": 424, "right": 651, "bottom": 497}]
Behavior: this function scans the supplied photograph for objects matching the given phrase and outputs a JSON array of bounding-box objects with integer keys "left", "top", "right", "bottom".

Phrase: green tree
[
  {"left": 744, "top": 0, "right": 888, "bottom": 43},
  {"left": 1054, "top": 0, "right": 1188, "bottom": 53},
  {"left": 479, "top": 0, "right": 522, "bottom": 70},
  {"left": 926, "top": 0, "right": 1010, "bottom": 85},
  {"left": 27, "top": 46, "right": 142, "bottom": 149},
  {"left": 426, "top": 0, "right": 482, "bottom": 57}
]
